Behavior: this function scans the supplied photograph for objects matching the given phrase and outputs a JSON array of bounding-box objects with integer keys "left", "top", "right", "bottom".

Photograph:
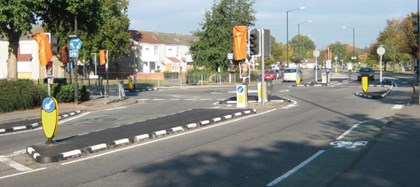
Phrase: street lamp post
[
  {"left": 298, "top": 20, "right": 312, "bottom": 63},
  {"left": 343, "top": 26, "right": 356, "bottom": 62},
  {"left": 286, "top": 6, "right": 305, "bottom": 65}
]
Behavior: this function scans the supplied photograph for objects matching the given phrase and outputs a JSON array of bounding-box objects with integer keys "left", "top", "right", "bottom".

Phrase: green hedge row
[
  {"left": 0, "top": 79, "right": 91, "bottom": 113},
  {"left": 45, "top": 83, "right": 90, "bottom": 103},
  {"left": 0, "top": 79, "right": 48, "bottom": 113}
]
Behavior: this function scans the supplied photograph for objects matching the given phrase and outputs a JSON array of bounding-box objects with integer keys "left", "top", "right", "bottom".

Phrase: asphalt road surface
[{"left": 0, "top": 71, "right": 415, "bottom": 186}]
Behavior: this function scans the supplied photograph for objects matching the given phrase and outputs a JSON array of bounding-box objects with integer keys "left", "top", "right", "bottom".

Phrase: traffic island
[{"left": 26, "top": 108, "right": 256, "bottom": 164}]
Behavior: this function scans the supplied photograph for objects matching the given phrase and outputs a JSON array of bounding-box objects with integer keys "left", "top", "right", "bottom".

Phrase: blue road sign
[
  {"left": 237, "top": 85, "right": 244, "bottom": 93},
  {"left": 69, "top": 38, "right": 82, "bottom": 50},
  {"left": 69, "top": 50, "right": 78, "bottom": 58},
  {"left": 42, "top": 97, "right": 56, "bottom": 113}
]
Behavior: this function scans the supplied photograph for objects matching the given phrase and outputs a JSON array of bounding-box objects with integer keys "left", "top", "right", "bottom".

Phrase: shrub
[
  {"left": 0, "top": 79, "right": 48, "bottom": 113},
  {"left": 54, "top": 84, "right": 90, "bottom": 103}
]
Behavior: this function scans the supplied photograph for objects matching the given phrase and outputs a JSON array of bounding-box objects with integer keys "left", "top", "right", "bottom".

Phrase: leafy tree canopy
[{"left": 190, "top": 0, "right": 256, "bottom": 71}]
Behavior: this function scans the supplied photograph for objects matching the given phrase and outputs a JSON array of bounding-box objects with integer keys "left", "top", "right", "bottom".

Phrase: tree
[
  {"left": 190, "top": 0, "right": 256, "bottom": 71},
  {"left": 0, "top": 0, "right": 43, "bottom": 80},
  {"left": 374, "top": 16, "right": 413, "bottom": 70},
  {"left": 328, "top": 42, "right": 349, "bottom": 62},
  {"left": 289, "top": 35, "right": 315, "bottom": 63},
  {"left": 38, "top": 0, "right": 130, "bottom": 63}
]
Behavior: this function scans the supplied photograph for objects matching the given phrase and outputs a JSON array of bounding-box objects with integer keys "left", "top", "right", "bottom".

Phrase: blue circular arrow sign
[
  {"left": 69, "top": 38, "right": 82, "bottom": 50},
  {"left": 42, "top": 97, "right": 56, "bottom": 113}
]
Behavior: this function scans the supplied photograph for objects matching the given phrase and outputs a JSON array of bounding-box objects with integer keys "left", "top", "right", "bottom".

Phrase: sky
[{"left": 127, "top": 0, "right": 416, "bottom": 49}]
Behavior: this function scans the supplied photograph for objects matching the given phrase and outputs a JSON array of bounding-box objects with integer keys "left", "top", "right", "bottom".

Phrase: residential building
[{"left": 129, "top": 30, "right": 195, "bottom": 73}]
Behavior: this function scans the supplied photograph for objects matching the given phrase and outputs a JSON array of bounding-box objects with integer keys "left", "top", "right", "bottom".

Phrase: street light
[
  {"left": 286, "top": 6, "right": 305, "bottom": 65},
  {"left": 298, "top": 20, "right": 312, "bottom": 63},
  {"left": 342, "top": 26, "right": 356, "bottom": 62}
]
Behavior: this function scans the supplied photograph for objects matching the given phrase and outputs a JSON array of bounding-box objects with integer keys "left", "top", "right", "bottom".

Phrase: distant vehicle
[
  {"left": 264, "top": 70, "right": 277, "bottom": 80},
  {"left": 273, "top": 69, "right": 282, "bottom": 79},
  {"left": 357, "top": 67, "right": 375, "bottom": 81},
  {"left": 283, "top": 68, "right": 303, "bottom": 82}
]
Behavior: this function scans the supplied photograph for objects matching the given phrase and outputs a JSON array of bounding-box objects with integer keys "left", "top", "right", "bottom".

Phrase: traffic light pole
[
  {"left": 261, "top": 29, "right": 266, "bottom": 106},
  {"left": 418, "top": 0, "right": 420, "bottom": 104}
]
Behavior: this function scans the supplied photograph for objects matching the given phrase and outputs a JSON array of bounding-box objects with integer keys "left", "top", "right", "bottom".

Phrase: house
[
  {"left": 0, "top": 26, "right": 66, "bottom": 81},
  {"left": 129, "top": 30, "right": 195, "bottom": 73}
]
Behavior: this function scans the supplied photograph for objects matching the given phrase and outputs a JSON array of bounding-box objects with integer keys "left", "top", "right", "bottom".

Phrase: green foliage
[
  {"left": 190, "top": 0, "right": 256, "bottom": 71},
  {"left": 38, "top": 0, "right": 130, "bottom": 62},
  {"left": 289, "top": 35, "right": 316, "bottom": 63},
  {"left": 0, "top": 79, "right": 47, "bottom": 113},
  {"left": 328, "top": 42, "right": 351, "bottom": 62},
  {"left": 54, "top": 84, "right": 90, "bottom": 103}
]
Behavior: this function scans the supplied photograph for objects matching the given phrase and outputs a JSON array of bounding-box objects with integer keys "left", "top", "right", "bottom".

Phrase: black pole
[
  {"left": 74, "top": 15, "right": 78, "bottom": 105},
  {"left": 418, "top": 0, "right": 420, "bottom": 104}
]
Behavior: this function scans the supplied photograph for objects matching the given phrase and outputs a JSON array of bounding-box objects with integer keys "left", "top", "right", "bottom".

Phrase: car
[
  {"left": 273, "top": 69, "right": 282, "bottom": 79},
  {"left": 264, "top": 70, "right": 277, "bottom": 80},
  {"left": 357, "top": 67, "right": 375, "bottom": 81},
  {"left": 283, "top": 68, "right": 303, "bottom": 82}
]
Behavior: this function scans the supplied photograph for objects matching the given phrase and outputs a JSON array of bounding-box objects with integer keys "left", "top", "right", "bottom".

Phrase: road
[{"left": 0, "top": 70, "right": 415, "bottom": 186}]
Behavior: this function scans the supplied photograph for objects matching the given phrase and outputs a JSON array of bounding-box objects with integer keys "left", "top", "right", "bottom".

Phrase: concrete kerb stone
[
  {"left": 354, "top": 81, "right": 395, "bottom": 99},
  {"left": 0, "top": 110, "right": 83, "bottom": 134},
  {"left": 26, "top": 109, "right": 256, "bottom": 164}
]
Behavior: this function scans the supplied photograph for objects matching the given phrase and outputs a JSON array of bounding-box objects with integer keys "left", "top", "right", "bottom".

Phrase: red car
[{"left": 264, "top": 70, "right": 277, "bottom": 80}]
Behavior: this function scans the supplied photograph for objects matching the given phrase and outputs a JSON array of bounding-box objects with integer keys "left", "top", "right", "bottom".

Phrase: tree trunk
[{"left": 7, "top": 38, "right": 19, "bottom": 80}]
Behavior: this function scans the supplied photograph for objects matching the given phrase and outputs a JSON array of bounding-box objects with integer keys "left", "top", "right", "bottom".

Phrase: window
[{"left": 154, "top": 46, "right": 158, "bottom": 55}]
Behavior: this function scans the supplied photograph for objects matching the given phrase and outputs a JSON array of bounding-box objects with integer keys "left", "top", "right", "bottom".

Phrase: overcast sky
[{"left": 127, "top": 0, "right": 416, "bottom": 48}]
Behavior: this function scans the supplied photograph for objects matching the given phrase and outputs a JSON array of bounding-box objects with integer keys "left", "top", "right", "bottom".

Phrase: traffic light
[
  {"left": 413, "top": 14, "right": 419, "bottom": 35},
  {"left": 249, "top": 29, "right": 260, "bottom": 56},
  {"left": 99, "top": 50, "right": 107, "bottom": 65},
  {"left": 51, "top": 36, "right": 59, "bottom": 54},
  {"left": 61, "top": 47, "right": 69, "bottom": 64}
]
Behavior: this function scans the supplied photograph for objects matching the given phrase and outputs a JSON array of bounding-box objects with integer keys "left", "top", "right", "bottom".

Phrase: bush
[
  {"left": 0, "top": 79, "right": 48, "bottom": 113},
  {"left": 54, "top": 84, "right": 90, "bottom": 103}
]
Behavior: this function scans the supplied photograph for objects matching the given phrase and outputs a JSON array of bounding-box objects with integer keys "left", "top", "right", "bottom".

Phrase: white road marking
[
  {"left": 0, "top": 167, "right": 46, "bottom": 180},
  {"left": 392, "top": 104, "right": 404, "bottom": 110},
  {"left": 0, "top": 155, "right": 32, "bottom": 171},
  {"left": 105, "top": 106, "right": 127, "bottom": 111},
  {"left": 266, "top": 150, "right": 325, "bottom": 186}
]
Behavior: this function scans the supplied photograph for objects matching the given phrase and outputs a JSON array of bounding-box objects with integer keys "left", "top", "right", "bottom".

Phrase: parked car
[
  {"left": 264, "top": 70, "right": 277, "bottom": 80},
  {"left": 283, "top": 68, "right": 303, "bottom": 82},
  {"left": 357, "top": 67, "right": 375, "bottom": 81}
]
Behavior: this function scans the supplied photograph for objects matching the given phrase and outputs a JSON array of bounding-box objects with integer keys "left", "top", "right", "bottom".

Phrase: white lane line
[
  {"left": 266, "top": 150, "right": 325, "bottom": 186},
  {"left": 105, "top": 106, "right": 127, "bottom": 111},
  {"left": 336, "top": 123, "right": 360, "bottom": 140},
  {"left": 392, "top": 104, "right": 404, "bottom": 110},
  {"left": 0, "top": 155, "right": 32, "bottom": 171},
  {"left": 61, "top": 108, "right": 277, "bottom": 166},
  {"left": 0, "top": 167, "right": 46, "bottom": 180}
]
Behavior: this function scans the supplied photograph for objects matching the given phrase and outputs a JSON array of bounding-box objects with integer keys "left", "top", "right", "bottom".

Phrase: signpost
[
  {"left": 41, "top": 97, "right": 58, "bottom": 143},
  {"left": 69, "top": 37, "right": 82, "bottom": 104},
  {"left": 377, "top": 45, "right": 385, "bottom": 84},
  {"left": 313, "top": 49, "right": 320, "bottom": 82}
]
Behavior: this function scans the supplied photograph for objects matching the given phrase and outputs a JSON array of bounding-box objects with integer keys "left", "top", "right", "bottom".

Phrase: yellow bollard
[
  {"left": 128, "top": 77, "right": 133, "bottom": 91},
  {"left": 296, "top": 76, "right": 301, "bottom": 85}
]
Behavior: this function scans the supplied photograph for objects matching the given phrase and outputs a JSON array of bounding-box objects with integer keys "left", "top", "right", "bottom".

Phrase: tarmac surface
[{"left": 1, "top": 79, "right": 420, "bottom": 185}]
